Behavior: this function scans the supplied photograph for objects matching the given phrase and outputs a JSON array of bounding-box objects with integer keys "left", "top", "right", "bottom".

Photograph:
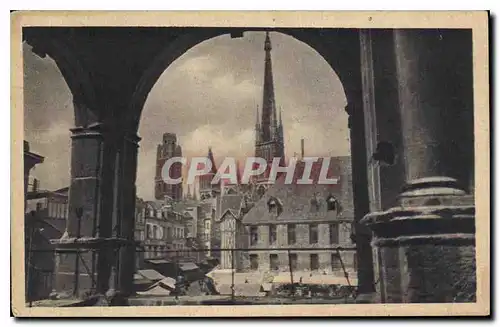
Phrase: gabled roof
[
  {"left": 219, "top": 208, "right": 239, "bottom": 222},
  {"left": 216, "top": 194, "right": 244, "bottom": 222},
  {"left": 242, "top": 156, "right": 354, "bottom": 225}
]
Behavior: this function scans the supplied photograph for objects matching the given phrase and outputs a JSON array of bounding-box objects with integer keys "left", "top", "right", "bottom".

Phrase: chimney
[{"left": 301, "top": 139, "right": 305, "bottom": 159}]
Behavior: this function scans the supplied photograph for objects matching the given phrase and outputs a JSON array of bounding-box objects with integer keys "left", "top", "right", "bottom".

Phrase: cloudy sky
[{"left": 24, "top": 31, "right": 350, "bottom": 200}]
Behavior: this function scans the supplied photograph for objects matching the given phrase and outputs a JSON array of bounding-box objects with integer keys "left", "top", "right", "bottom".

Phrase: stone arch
[{"left": 23, "top": 36, "right": 98, "bottom": 127}]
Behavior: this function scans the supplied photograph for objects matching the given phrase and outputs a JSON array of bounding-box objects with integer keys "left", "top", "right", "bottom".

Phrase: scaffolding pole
[{"left": 287, "top": 249, "right": 294, "bottom": 296}]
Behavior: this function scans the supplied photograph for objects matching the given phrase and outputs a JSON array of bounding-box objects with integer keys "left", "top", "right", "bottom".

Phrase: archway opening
[{"left": 135, "top": 31, "right": 358, "bottom": 299}]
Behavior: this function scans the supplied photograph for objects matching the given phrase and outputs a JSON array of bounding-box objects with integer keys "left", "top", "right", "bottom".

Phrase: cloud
[
  {"left": 182, "top": 125, "right": 255, "bottom": 160},
  {"left": 176, "top": 55, "right": 218, "bottom": 77},
  {"left": 27, "top": 122, "right": 72, "bottom": 192}
]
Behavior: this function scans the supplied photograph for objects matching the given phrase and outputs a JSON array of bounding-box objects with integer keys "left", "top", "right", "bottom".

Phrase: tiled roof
[
  {"left": 242, "top": 156, "right": 354, "bottom": 224},
  {"left": 137, "top": 269, "right": 167, "bottom": 281}
]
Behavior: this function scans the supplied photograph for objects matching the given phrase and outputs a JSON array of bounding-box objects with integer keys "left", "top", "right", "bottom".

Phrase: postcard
[{"left": 11, "top": 11, "right": 489, "bottom": 317}]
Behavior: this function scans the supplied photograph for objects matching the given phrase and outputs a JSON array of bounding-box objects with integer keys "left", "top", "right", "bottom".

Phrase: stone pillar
[
  {"left": 115, "top": 132, "right": 140, "bottom": 301},
  {"left": 52, "top": 122, "right": 113, "bottom": 298},
  {"left": 345, "top": 97, "right": 375, "bottom": 296},
  {"left": 276, "top": 224, "right": 287, "bottom": 247},
  {"left": 394, "top": 29, "right": 474, "bottom": 188},
  {"left": 362, "top": 30, "right": 476, "bottom": 303}
]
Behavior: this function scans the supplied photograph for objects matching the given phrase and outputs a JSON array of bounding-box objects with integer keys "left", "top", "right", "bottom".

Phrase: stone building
[
  {"left": 134, "top": 198, "right": 147, "bottom": 269},
  {"left": 143, "top": 201, "right": 169, "bottom": 260},
  {"left": 26, "top": 187, "right": 70, "bottom": 228},
  {"left": 172, "top": 198, "right": 204, "bottom": 262},
  {"left": 25, "top": 186, "right": 67, "bottom": 302},
  {"left": 24, "top": 141, "right": 44, "bottom": 210},
  {"left": 239, "top": 156, "right": 355, "bottom": 275},
  {"left": 196, "top": 147, "right": 222, "bottom": 259},
  {"left": 154, "top": 132, "right": 183, "bottom": 201},
  {"left": 142, "top": 199, "right": 195, "bottom": 262}
]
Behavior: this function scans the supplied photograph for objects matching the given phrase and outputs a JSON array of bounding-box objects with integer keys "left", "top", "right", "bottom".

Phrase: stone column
[
  {"left": 52, "top": 122, "right": 113, "bottom": 298},
  {"left": 362, "top": 29, "right": 476, "bottom": 303},
  {"left": 394, "top": 29, "right": 474, "bottom": 188},
  {"left": 115, "top": 132, "right": 140, "bottom": 301},
  {"left": 345, "top": 99, "right": 375, "bottom": 297}
]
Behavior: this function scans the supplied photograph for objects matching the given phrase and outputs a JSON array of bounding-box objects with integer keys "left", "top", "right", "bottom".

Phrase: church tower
[
  {"left": 254, "top": 32, "right": 285, "bottom": 190},
  {"left": 199, "top": 147, "right": 220, "bottom": 201}
]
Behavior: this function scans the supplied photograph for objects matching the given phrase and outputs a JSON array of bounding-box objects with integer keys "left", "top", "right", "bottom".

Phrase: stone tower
[{"left": 154, "top": 132, "right": 183, "bottom": 201}]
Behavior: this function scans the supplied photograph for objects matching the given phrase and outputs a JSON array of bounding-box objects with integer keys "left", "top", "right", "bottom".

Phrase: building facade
[
  {"left": 143, "top": 201, "right": 169, "bottom": 260},
  {"left": 142, "top": 199, "right": 195, "bottom": 262},
  {"left": 24, "top": 141, "right": 44, "bottom": 210},
  {"left": 134, "top": 198, "right": 147, "bottom": 269},
  {"left": 154, "top": 132, "right": 183, "bottom": 201},
  {"left": 239, "top": 156, "right": 356, "bottom": 276}
]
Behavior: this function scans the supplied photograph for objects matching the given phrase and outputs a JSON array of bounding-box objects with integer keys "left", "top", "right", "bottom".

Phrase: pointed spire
[
  {"left": 255, "top": 105, "right": 260, "bottom": 127},
  {"left": 207, "top": 146, "right": 217, "bottom": 173},
  {"left": 264, "top": 31, "right": 272, "bottom": 51},
  {"left": 260, "top": 31, "right": 277, "bottom": 142}
]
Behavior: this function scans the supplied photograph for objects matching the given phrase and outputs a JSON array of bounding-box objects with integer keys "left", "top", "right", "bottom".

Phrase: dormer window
[
  {"left": 267, "top": 196, "right": 283, "bottom": 216},
  {"left": 327, "top": 195, "right": 337, "bottom": 211},
  {"left": 327, "top": 195, "right": 342, "bottom": 215}
]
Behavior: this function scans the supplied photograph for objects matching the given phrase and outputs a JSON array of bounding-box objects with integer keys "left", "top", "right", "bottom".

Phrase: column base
[{"left": 362, "top": 177, "right": 476, "bottom": 303}]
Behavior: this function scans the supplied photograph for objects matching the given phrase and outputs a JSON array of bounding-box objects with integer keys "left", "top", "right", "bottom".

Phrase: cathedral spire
[
  {"left": 260, "top": 31, "right": 277, "bottom": 142},
  {"left": 254, "top": 31, "right": 285, "bottom": 185},
  {"left": 207, "top": 146, "right": 217, "bottom": 174}
]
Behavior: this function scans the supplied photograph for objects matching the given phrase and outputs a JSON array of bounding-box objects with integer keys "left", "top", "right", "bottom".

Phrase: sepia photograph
[{"left": 11, "top": 11, "right": 490, "bottom": 317}]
